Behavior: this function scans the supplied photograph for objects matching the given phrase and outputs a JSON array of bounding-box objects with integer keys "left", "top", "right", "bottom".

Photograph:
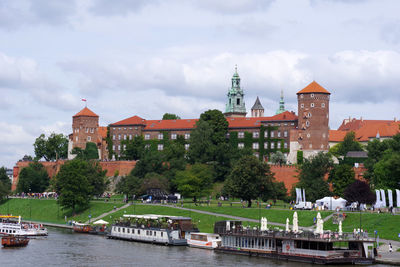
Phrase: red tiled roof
[
  {"left": 329, "top": 130, "right": 347, "bottom": 142},
  {"left": 228, "top": 111, "right": 298, "bottom": 128},
  {"left": 332, "top": 119, "right": 400, "bottom": 142},
  {"left": 98, "top": 126, "right": 108, "bottom": 139},
  {"left": 73, "top": 107, "right": 98, "bottom": 117},
  {"left": 111, "top": 115, "right": 146, "bottom": 126},
  {"left": 145, "top": 119, "right": 198, "bottom": 130},
  {"left": 297, "top": 81, "right": 330, "bottom": 94}
]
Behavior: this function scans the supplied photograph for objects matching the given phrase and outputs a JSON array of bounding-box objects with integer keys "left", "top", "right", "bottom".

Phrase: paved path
[{"left": 84, "top": 203, "right": 131, "bottom": 224}]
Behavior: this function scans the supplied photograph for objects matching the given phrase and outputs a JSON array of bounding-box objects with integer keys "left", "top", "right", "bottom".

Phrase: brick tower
[
  {"left": 297, "top": 81, "right": 330, "bottom": 153},
  {"left": 68, "top": 107, "right": 100, "bottom": 159}
]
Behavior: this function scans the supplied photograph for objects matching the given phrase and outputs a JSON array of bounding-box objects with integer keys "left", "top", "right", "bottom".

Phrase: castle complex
[{"left": 68, "top": 68, "right": 334, "bottom": 163}]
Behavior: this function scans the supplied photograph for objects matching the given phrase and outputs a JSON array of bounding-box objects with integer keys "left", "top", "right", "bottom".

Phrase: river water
[{"left": 0, "top": 227, "right": 388, "bottom": 267}]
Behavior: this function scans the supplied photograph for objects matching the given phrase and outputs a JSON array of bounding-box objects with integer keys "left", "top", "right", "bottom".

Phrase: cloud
[
  {"left": 0, "top": 0, "right": 77, "bottom": 30},
  {"left": 39, "top": 121, "right": 70, "bottom": 136},
  {"left": 0, "top": 122, "right": 34, "bottom": 145},
  {"left": 380, "top": 20, "right": 400, "bottom": 45},
  {"left": 195, "top": 0, "right": 275, "bottom": 14},
  {"left": 89, "top": 0, "right": 159, "bottom": 16}
]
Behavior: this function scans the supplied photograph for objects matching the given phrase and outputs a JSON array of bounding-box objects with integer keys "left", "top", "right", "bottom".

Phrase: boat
[
  {"left": 73, "top": 222, "right": 93, "bottom": 233},
  {"left": 2, "top": 235, "right": 29, "bottom": 247},
  {"left": 214, "top": 220, "right": 376, "bottom": 265},
  {"left": 0, "top": 215, "right": 48, "bottom": 236},
  {"left": 108, "top": 214, "right": 198, "bottom": 246},
  {"left": 187, "top": 232, "right": 221, "bottom": 249}
]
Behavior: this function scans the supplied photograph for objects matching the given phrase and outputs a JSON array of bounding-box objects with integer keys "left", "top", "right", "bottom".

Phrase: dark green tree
[
  {"left": 131, "top": 149, "right": 164, "bottom": 178},
  {"left": 174, "top": 163, "right": 213, "bottom": 202},
  {"left": 270, "top": 151, "right": 287, "bottom": 165},
  {"left": 121, "top": 136, "right": 145, "bottom": 160},
  {"left": 33, "top": 133, "right": 68, "bottom": 161},
  {"left": 373, "top": 152, "right": 400, "bottom": 189},
  {"left": 224, "top": 155, "right": 275, "bottom": 207},
  {"left": 116, "top": 174, "right": 142, "bottom": 197},
  {"left": 328, "top": 164, "right": 356, "bottom": 196},
  {"left": 330, "top": 131, "right": 363, "bottom": 159},
  {"left": 293, "top": 152, "right": 333, "bottom": 202},
  {"left": 17, "top": 162, "right": 50, "bottom": 193},
  {"left": 71, "top": 142, "right": 99, "bottom": 160},
  {"left": 162, "top": 113, "right": 181, "bottom": 120},
  {"left": 140, "top": 173, "right": 169, "bottom": 195},
  {"left": 0, "top": 167, "right": 11, "bottom": 191},
  {"left": 162, "top": 138, "right": 187, "bottom": 191},
  {"left": 53, "top": 159, "right": 107, "bottom": 213},
  {"left": 188, "top": 120, "right": 214, "bottom": 163}
]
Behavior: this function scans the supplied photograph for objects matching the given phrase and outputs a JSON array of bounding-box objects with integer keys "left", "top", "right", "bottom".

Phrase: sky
[{"left": 1, "top": 0, "right": 400, "bottom": 168}]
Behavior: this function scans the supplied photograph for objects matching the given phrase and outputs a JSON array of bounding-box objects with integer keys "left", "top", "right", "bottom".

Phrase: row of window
[
  {"left": 113, "top": 227, "right": 165, "bottom": 238},
  {"left": 237, "top": 131, "right": 288, "bottom": 139},
  {"left": 300, "top": 93, "right": 329, "bottom": 99},
  {"left": 74, "top": 128, "right": 96, "bottom": 133},
  {"left": 113, "top": 127, "right": 139, "bottom": 131},
  {"left": 300, "top": 103, "right": 325, "bottom": 108},
  {"left": 265, "top": 122, "right": 295, "bottom": 127},
  {"left": 144, "top": 133, "right": 190, "bottom": 140},
  {"left": 239, "top": 142, "right": 288, "bottom": 149},
  {"left": 113, "top": 143, "right": 191, "bottom": 151}
]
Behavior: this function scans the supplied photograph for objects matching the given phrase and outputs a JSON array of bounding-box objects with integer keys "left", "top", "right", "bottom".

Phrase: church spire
[
  {"left": 224, "top": 66, "right": 246, "bottom": 117},
  {"left": 276, "top": 89, "right": 286, "bottom": 115},
  {"left": 251, "top": 96, "right": 264, "bottom": 117}
]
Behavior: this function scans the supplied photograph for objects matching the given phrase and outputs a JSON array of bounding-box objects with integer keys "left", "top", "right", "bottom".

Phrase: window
[
  {"left": 86, "top": 128, "right": 89, "bottom": 133},
  {"left": 277, "top": 142, "right": 281, "bottom": 149},
  {"left": 138, "top": 230, "right": 140, "bottom": 234},
  {"left": 284, "top": 142, "right": 288, "bottom": 149},
  {"left": 322, "top": 103, "right": 325, "bottom": 108},
  {"left": 171, "top": 133, "right": 177, "bottom": 140},
  {"left": 264, "top": 131, "right": 268, "bottom": 138},
  {"left": 306, "top": 121, "right": 310, "bottom": 127},
  {"left": 291, "top": 123, "right": 295, "bottom": 126},
  {"left": 185, "top": 144, "right": 190, "bottom": 150},
  {"left": 311, "top": 93, "right": 314, "bottom": 98},
  {"left": 238, "top": 143, "right": 244, "bottom": 149},
  {"left": 271, "top": 131, "right": 275, "bottom": 138},
  {"left": 238, "top": 132, "right": 244, "bottom": 138},
  {"left": 118, "top": 145, "right": 121, "bottom": 151},
  {"left": 123, "top": 145, "right": 126, "bottom": 150},
  {"left": 127, "top": 228, "right": 130, "bottom": 234},
  {"left": 321, "top": 144, "right": 324, "bottom": 149},
  {"left": 185, "top": 133, "right": 190, "bottom": 140},
  {"left": 264, "top": 142, "right": 268, "bottom": 149},
  {"left": 113, "top": 135, "right": 115, "bottom": 140},
  {"left": 135, "top": 127, "right": 138, "bottom": 130},
  {"left": 311, "top": 103, "right": 315, "bottom": 108},
  {"left": 307, "top": 133, "right": 310, "bottom": 138},
  {"left": 76, "top": 136, "right": 78, "bottom": 142},
  {"left": 87, "top": 136, "right": 91, "bottom": 141},
  {"left": 277, "top": 132, "right": 281, "bottom": 137},
  {"left": 271, "top": 142, "right": 275, "bottom": 149},
  {"left": 158, "top": 144, "right": 164, "bottom": 151},
  {"left": 129, "top": 134, "right": 132, "bottom": 140},
  {"left": 118, "top": 134, "right": 121, "bottom": 140},
  {"left": 300, "top": 103, "right": 304, "bottom": 108},
  {"left": 237, "top": 98, "right": 240, "bottom": 105},
  {"left": 309, "top": 144, "right": 312, "bottom": 149},
  {"left": 308, "top": 112, "right": 312, "bottom": 118},
  {"left": 112, "top": 145, "right": 115, "bottom": 150},
  {"left": 300, "top": 94, "right": 303, "bottom": 98},
  {"left": 284, "top": 131, "right": 288, "bottom": 137},
  {"left": 252, "top": 132, "right": 259, "bottom": 138},
  {"left": 90, "top": 128, "right": 94, "bottom": 133},
  {"left": 252, "top": 143, "right": 259, "bottom": 149},
  {"left": 158, "top": 133, "right": 163, "bottom": 140},
  {"left": 124, "top": 134, "right": 127, "bottom": 140},
  {"left": 145, "top": 134, "right": 150, "bottom": 140}
]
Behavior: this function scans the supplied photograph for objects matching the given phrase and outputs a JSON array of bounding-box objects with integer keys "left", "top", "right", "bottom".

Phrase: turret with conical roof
[
  {"left": 251, "top": 97, "right": 264, "bottom": 117},
  {"left": 224, "top": 66, "right": 247, "bottom": 117}
]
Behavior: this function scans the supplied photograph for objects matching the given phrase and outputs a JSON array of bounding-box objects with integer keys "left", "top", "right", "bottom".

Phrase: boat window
[
  {"left": 161, "top": 232, "right": 163, "bottom": 237},
  {"left": 118, "top": 227, "right": 120, "bottom": 232},
  {"left": 127, "top": 228, "right": 130, "bottom": 234},
  {"left": 154, "top": 231, "right": 156, "bottom": 236},
  {"left": 122, "top": 228, "right": 125, "bottom": 233},
  {"left": 150, "top": 231, "right": 152, "bottom": 236}
]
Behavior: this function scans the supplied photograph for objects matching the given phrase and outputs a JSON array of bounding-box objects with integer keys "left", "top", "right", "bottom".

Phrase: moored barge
[
  {"left": 108, "top": 214, "right": 198, "bottom": 246},
  {"left": 214, "top": 221, "right": 376, "bottom": 265}
]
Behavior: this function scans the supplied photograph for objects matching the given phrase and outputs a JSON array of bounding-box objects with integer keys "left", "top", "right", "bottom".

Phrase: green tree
[
  {"left": 0, "top": 167, "right": 11, "bottom": 191},
  {"left": 121, "top": 136, "right": 145, "bottom": 160},
  {"left": 373, "top": 152, "right": 400, "bottom": 189},
  {"left": 53, "top": 159, "right": 107, "bottom": 213},
  {"left": 140, "top": 173, "right": 169, "bottom": 195},
  {"left": 270, "top": 151, "right": 287, "bottom": 165},
  {"left": 71, "top": 142, "right": 99, "bottom": 160},
  {"left": 330, "top": 131, "right": 363, "bottom": 158},
  {"left": 328, "top": 164, "right": 356, "bottom": 196},
  {"left": 174, "top": 163, "right": 213, "bottom": 202},
  {"left": 17, "top": 162, "right": 50, "bottom": 193},
  {"left": 224, "top": 155, "right": 275, "bottom": 207},
  {"left": 33, "top": 133, "right": 68, "bottom": 161},
  {"left": 162, "top": 138, "right": 187, "bottom": 191},
  {"left": 162, "top": 113, "right": 181, "bottom": 120},
  {"left": 131, "top": 149, "right": 164, "bottom": 178},
  {"left": 116, "top": 174, "right": 142, "bottom": 198},
  {"left": 293, "top": 152, "right": 333, "bottom": 202}
]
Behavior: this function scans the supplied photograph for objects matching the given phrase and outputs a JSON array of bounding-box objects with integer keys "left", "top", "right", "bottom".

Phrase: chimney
[
  {"left": 360, "top": 116, "right": 363, "bottom": 122},
  {"left": 395, "top": 117, "right": 397, "bottom": 122}
]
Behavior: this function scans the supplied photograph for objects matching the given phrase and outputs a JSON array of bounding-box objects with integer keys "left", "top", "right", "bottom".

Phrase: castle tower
[
  {"left": 297, "top": 81, "right": 330, "bottom": 152},
  {"left": 251, "top": 96, "right": 264, "bottom": 117},
  {"left": 224, "top": 66, "right": 246, "bottom": 117},
  {"left": 68, "top": 107, "right": 100, "bottom": 159},
  {"left": 276, "top": 90, "right": 286, "bottom": 115}
]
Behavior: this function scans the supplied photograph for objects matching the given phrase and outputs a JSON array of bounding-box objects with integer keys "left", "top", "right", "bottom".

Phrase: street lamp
[{"left": 29, "top": 188, "right": 32, "bottom": 219}]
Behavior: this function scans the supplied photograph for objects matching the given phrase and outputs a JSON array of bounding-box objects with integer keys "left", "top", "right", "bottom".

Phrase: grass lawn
[
  {"left": 178, "top": 203, "right": 332, "bottom": 227},
  {"left": 0, "top": 198, "right": 123, "bottom": 224},
  {"left": 102, "top": 204, "right": 233, "bottom": 233},
  {"left": 323, "top": 212, "right": 400, "bottom": 241}
]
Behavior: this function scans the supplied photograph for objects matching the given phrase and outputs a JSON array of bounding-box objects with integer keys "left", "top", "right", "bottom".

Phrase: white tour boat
[
  {"left": 187, "top": 232, "right": 221, "bottom": 249},
  {"left": 0, "top": 215, "right": 48, "bottom": 236}
]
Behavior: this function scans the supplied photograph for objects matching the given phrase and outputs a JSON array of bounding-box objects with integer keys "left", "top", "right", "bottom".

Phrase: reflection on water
[{"left": 0, "top": 227, "right": 386, "bottom": 267}]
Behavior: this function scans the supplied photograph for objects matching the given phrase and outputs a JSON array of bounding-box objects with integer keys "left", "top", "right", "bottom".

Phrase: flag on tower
[{"left": 82, "top": 98, "right": 87, "bottom": 102}]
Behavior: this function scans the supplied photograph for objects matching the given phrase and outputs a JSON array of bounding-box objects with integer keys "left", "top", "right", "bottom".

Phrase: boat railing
[{"left": 215, "top": 227, "right": 374, "bottom": 242}]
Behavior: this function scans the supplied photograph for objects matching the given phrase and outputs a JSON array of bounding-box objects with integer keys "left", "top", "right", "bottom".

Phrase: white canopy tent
[
  {"left": 315, "top": 197, "right": 347, "bottom": 210},
  {"left": 93, "top": 219, "right": 109, "bottom": 225}
]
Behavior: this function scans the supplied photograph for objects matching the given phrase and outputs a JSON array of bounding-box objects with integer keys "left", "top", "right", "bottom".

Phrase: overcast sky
[{"left": 1, "top": 0, "right": 400, "bottom": 167}]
